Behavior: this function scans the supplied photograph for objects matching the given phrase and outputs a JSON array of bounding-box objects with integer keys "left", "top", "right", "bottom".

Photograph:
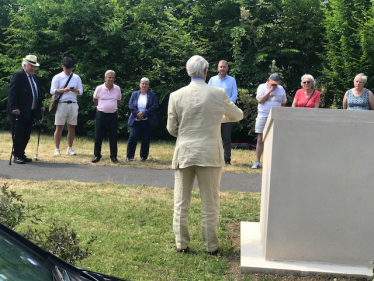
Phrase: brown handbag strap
[{"left": 56, "top": 73, "right": 73, "bottom": 101}]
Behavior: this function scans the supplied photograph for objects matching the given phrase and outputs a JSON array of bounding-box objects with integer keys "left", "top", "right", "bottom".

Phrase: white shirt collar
[
  {"left": 62, "top": 71, "right": 73, "bottom": 77},
  {"left": 23, "top": 69, "right": 32, "bottom": 77}
]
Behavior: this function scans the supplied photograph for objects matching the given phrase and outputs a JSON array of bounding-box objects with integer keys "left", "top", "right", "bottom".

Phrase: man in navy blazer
[
  {"left": 126, "top": 77, "right": 158, "bottom": 161},
  {"left": 7, "top": 55, "right": 45, "bottom": 164}
]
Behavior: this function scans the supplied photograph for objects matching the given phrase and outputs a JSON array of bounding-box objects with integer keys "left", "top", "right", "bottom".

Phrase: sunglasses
[
  {"left": 303, "top": 81, "right": 311, "bottom": 84},
  {"left": 271, "top": 84, "right": 278, "bottom": 87}
]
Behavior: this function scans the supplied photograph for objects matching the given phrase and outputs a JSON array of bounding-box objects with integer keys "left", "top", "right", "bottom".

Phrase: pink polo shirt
[{"left": 93, "top": 84, "right": 121, "bottom": 113}]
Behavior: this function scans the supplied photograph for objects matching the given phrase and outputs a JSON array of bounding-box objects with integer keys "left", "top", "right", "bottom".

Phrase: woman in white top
[{"left": 126, "top": 77, "right": 158, "bottom": 162}]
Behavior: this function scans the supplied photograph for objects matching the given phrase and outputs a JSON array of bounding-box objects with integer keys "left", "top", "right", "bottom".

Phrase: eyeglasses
[
  {"left": 303, "top": 81, "right": 311, "bottom": 84},
  {"left": 271, "top": 84, "right": 277, "bottom": 87}
]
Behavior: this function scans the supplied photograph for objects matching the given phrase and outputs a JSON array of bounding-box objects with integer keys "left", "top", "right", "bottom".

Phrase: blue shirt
[{"left": 208, "top": 74, "right": 238, "bottom": 103}]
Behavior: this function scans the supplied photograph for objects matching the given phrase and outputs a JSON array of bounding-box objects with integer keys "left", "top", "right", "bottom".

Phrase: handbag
[
  {"left": 49, "top": 74, "right": 73, "bottom": 115},
  {"left": 304, "top": 90, "right": 315, "bottom": 108}
]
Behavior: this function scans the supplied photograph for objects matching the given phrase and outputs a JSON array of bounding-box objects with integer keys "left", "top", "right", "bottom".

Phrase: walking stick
[
  {"left": 9, "top": 116, "right": 19, "bottom": 165},
  {"left": 34, "top": 111, "right": 44, "bottom": 161}
]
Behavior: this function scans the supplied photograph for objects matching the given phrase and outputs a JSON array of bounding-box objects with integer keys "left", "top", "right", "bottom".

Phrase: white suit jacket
[{"left": 167, "top": 80, "right": 243, "bottom": 169}]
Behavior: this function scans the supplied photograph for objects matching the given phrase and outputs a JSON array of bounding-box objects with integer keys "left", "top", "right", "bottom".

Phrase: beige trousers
[{"left": 173, "top": 166, "right": 222, "bottom": 252}]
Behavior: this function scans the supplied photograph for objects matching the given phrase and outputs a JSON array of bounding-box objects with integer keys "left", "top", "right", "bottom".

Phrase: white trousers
[{"left": 173, "top": 166, "right": 222, "bottom": 252}]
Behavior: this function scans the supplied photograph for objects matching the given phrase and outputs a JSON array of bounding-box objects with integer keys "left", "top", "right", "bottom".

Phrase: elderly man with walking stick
[{"left": 7, "top": 55, "right": 45, "bottom": 165}]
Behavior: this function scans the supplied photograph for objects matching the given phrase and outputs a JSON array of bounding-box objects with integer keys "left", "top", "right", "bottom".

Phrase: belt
[
  {"left": 60, "top": 101, "right": 76, "bottom": 104},
  {"left": 97, "top": 110, "right": 116, "bottom": 114}
]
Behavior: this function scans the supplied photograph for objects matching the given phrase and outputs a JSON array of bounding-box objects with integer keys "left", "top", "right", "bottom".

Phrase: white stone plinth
[
  {"left": 241, "top": 107, "right": 374, "bottom": 278},
  {"left": 241, "top": 222, "right": 372, "bottom": 279}
]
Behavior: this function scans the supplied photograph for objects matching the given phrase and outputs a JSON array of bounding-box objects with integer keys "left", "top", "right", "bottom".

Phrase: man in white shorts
[
  {"left": 252, "top": 73, "right": 286, "bottom": 169},
  {"left": 50, "top": 57, "right": 83, "bottom": 155}
]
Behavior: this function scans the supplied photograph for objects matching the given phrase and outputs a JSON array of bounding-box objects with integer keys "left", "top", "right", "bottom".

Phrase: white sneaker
[
  {"left": 66, "top": 148, "right": 77, "bottom": 155},
  {"left": 251, "top": 161, "right": 260, "bottom": 169},
  {"left": 54, "top": 149, "right": 60, "bottom": 156}
]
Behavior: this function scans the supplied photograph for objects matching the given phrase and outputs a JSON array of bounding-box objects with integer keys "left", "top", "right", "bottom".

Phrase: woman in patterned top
[{"left": 343, "top": 73, "right": 374, "bottom": 110}]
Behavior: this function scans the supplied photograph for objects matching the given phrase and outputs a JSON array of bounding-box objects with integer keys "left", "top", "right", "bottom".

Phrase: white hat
[{"left": 24, "top": 55, "right": 40, "bottom": 66}]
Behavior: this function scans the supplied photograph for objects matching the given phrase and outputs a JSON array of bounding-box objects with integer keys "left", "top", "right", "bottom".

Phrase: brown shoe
[
  {"left": 175, "top": 246, "right": 190, "bottom": 253},
  {"left": 206, "top": 246, "right": 222, "bottom": 256}
]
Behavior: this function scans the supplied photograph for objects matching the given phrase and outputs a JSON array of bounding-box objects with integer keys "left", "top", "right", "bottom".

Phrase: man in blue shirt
[{"left": 208, "top": 60, "right": 238, "bottom": 165}]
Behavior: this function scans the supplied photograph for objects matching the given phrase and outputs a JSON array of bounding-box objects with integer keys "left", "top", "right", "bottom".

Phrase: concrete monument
[{"left": 241, "top": 107, "right": 374, "bottom": 279}]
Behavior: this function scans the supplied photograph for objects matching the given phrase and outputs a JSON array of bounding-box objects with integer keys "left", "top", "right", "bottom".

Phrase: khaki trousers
[{"left": 173, "top": 166, "right": 222, "bottom": 252}]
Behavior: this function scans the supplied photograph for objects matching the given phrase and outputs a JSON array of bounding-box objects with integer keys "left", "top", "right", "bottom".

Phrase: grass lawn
[
  {"left": 1, "top": 179, "right": 364, "bottom": 281},
  {"left": 1, "top": 179, "right": 260, "bottom": 281},
  {"left": 0, "top": 131, "right": 262, "bottom": 174}
]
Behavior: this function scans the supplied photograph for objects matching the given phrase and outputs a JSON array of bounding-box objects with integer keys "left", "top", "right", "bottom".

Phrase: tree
[
  {"left": 0, "top": 0, "right": 21, "bottom": 130},
  {"left": 321, "top": 0, "right": 373, "bottom": 107},
  {"left": 231, "top": 0, "right": 325, "bottom": 96},
  {"left": 0, "top": 0, "right": 203, "bottom": 139}
]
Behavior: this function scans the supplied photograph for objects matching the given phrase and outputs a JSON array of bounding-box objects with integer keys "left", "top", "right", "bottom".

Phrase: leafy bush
[
  {"left": 0, "top": 0, "right": 329, "bottom": 140},
  {"left": 0, "top": 183, "right": 96, "bottom": 265},
  {"left": 321, "top": 0, "right": 374, "bottom": 107},
  {"left": 0, "top": 183, "right": 43, "bottom": 229},
  {"left": 234, "top": 88, "right": 259, "bottom": 144},
  {"left": 24, "top": 219, "right": 97, "bottom": 265}
]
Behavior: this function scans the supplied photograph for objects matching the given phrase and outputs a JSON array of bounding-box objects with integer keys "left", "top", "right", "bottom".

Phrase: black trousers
[
  {"left": 221, "top": 122, "right": 233, "bottom": 161},
  {"left": 126, "top": 120, "right": 153, "bottom": 160},
  {"left": 94, "top": 111, "right": 118, "bottom": 158},
  {"left": 9, "top": 110, "right": 35, "bottom": 158}
]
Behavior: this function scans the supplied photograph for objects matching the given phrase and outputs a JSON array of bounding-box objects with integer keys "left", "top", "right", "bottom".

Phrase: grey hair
[
  {"left": 140, "top": 77, "right": 150, "bottom": 84},
  {"left": 354, "top": 73, "right": 367, "bottom": 84},
  {"left": 186, "top": 55, "right": 209, "bottom": 78},
  {"left": 22, "top": 59, "right": 29, "bottom": 67},
  {"left": 301, "top": 74, "right": 316, "bottom": 88},
  {"left": 105, "top": 70, "right": 115, "bottom": 77},
  {"left": 218, "top": 60, "right": 228, "bottom": 67}
]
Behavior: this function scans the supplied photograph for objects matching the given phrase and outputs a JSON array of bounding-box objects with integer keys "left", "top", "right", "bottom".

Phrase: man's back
[
  {"left": 167, "top": 80, "right": 242, "bottom": 169},
  {"left": 169, "top": 55, "right": 243, "bottom": 255}
]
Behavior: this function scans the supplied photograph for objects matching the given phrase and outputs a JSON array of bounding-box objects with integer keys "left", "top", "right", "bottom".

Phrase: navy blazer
[
  {"left": 128, "top": 90, "right": 158, "bottom": 127},
  {"left": 7, "top": 69, "right": 43, "bottom": 120}
]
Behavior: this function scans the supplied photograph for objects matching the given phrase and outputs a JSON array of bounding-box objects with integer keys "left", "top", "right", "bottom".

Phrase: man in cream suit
[{"left": 167, "top": 55, "right": 243, "bottom": 255}]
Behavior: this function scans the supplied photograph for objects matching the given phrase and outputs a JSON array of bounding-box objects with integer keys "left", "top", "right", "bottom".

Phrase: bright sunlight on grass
[
  {"left": 0, "top": 179, "right": 260, "bottom": 281},
  {"left": 0, "top": 131, "right": 261, "bottom": 174}
]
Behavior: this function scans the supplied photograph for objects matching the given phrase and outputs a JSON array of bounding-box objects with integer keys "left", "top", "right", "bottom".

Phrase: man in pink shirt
[{"left": 92, "top": 70, "right": 121, "bottom": 163}]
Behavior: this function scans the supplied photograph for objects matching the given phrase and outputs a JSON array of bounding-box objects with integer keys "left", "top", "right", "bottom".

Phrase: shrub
[
  {"left": 0, "top": 183, "right": 43, "bottom": 229},
  {"left": 24, "top": 219, "right": 97, "bottom": 265},
  {"left": 0, "top": 183, "right": 96, "bottom": 265},
  {"left": 234, "top": 88, "right": 259, "bottom": 144}
]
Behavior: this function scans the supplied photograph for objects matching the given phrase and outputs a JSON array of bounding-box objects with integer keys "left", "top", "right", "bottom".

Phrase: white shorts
[
  {"left": 55, "top": 102, "right": 79, "bottom": 126},
  {"left": 255, "top": 116, "right": 268, "bottom": 134}
]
